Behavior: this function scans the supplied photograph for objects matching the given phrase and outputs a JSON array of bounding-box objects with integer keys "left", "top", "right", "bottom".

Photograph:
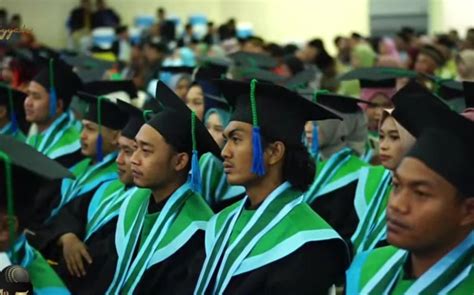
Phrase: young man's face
[
  {"left": 414, "top": 53, "right": 438, "bottom": 75},
  {"left": 80, "top": 120, "right": 119, "bottom": 158},
  {"left": 24, "top": 81, "right": 53, "bottom": 124},
  {"left": 387, "top": 157, "right": 474, "bottom": 252},
  {"left": 116, "top": 136, "right": 136, "bottom": 185},
  {"left": 131, "top": 124, "right": 187, "bottom": 190},
  {"left": 222, "top": 121, "right": 262, "bottom": 186}
]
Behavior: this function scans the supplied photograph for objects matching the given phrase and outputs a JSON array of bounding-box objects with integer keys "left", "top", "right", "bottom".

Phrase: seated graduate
[
  {"left": 346, "top": 93, "right": 474, "bottom": 294},
  {"left": 200, "top": 93, "right": 245, "bottom": 211},
  {"left": 0, "top": 135, "right": 74, "bottom": 294},
  {"left": 303, "top": 93, "right": 369, "bottom": 242},
  {"left": 103, "top": 81, "right": 221, "bottom": 294},
  {"left": 0, "top": 85, "right": 28, "bottom": 141},
  {"left": 194, "top": 79, "right": 349, "bottom": 294},
  {"left": 25, "top": 58, "right": 84, "bottom": 168},
  {"left": 28, "top": 91, "right": 126, "bottom": 258},
  {"left": 53, "top": 99, "right": 150, "bottom": 293}
]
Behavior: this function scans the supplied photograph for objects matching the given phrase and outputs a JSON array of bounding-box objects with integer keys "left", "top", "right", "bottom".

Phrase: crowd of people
[{"left": 0, "top": 0, "right": 473, "bottom": 294}]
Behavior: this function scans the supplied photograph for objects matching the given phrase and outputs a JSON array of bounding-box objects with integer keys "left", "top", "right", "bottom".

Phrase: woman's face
[
  {"left": 365, "top": 94, "right": 393, "bottom": 130},
  {"left": 206, "top": 113, "right": 225, "bottom": 148},
  {"left": 379, "top": 117, "right": 405, "bottom": 170},
  {"left": 186, "top": 85, "right": 205, "bottom": 120},
  {"left": 175, "top": 78, "right": 191, "bottom": 101}
]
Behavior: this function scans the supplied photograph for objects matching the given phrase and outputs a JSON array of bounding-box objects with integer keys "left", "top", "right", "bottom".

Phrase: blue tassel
[
  {"left": 311, "top": 122, "right": 319, "bottom": 157},
  {"left": 251, "top": 126, "right": 265, "bottom": 176},
  {"left": 190, "top": 150, "right": 202, "bottom": 193},
  {"left": 10, "top": 112, "right": 18, "bottom": 133},
  {"left": 96, "top": 134, "right": 104, "bottom": 162},
  {"left": 49, "top": 87, "right": 57, "bottom": 117}
]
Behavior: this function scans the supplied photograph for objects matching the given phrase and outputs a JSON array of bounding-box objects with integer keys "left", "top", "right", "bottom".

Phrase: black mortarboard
[
  {"left": 406, "top": 127, "right": 474, "bottom": 196},
  {"left": 462, "top": 81, "right": 474, "bottom": 109},
  {"left": 432, "top": 79, "right": 466, "bottom": 112},
  {"left": 32, "top": 58, "right": 83, "bottom": 116},
  {"left": 83, "top": 80, "right": 138, "bottom": 100},
  {"left": 77, "top": 92, "right": 127, "bottom": 161},
  {"left": 0, "top": 85, "right": 27, "bottom": 133},
  {"left": 149, "top": 81, "right": 221, "bottom": 192},
  {"left": 117, "top": 100, "right": 146, "bottom": 140},
  {"left": 0, "top": 135, "right": 74, "bottom": 257},
  {"left": 194, "top": 58, "right": 230, "bottom": 81},
  {"left": 281, "top": 68, "right": 317, "bottom": 91},
  {"left": 216, "top": 79, "right": 341, "bottom": 176},
  {"left": 228, "top": 51, "right": 278, "bottom": 69},
  {"left": 60, "top": 53, "right": 114, "bottom": 82},
  {"left": 315, "top": 93, "right": 372, "bottom": 114},
  {"left": 204, "top": 93, "right": 231, "bottom": 112},
  {"left": 338, "top": 67, "right": 417, "bottom": 86},
  {"left": 160, "top": 66, "right": 196, "bottom": 75},
  {"left": 234, "top": 67, "right": 285, "bottom": 84},
  {"left": 392, "top": 80, "right": 473, "bottom": 139}
]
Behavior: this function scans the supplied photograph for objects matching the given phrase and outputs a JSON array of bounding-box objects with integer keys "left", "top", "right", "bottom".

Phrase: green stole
[
  {"left": 304, "top": 147, "right": 366, "bottom": 204},
  {"left": 26, "top": 112, "right": 81, "bottom": 160},
  {"left": 107, "top": 182, "right": 213, "bottom": 293},
  {"left": 0, "top": 121, "right": 26, "bottom": 142},
  {"left": 85, "top": 180, "right": 151, "bottom": 241},
  {"left": 199, "top": 152, "right": 245, "bottom": 206},
  {"left": 346, "top": 232, "right": 474, "bottom": 294},
  {"left": 351, "top": 166, "right": 392, "bottom": 255},
  {"left": 47, "top": 152, "right": 118, "bottom": 221},
  {"left": 195, "top": 182, "right": 346, "bottom": 294},
  {"left": 8, "top": 235, "right": 70, "bottom": 295}
]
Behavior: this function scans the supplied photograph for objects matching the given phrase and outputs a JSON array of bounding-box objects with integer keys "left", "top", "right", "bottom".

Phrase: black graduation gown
[
  {"left": 53, "top": 216, "right": 119, "bottom": 295},
  {"left": 27, "top": 189, "right": 97, "bottom": 258},
  {"left": 205, "top": 239, "right": 348, "bottom": 295},
  {"left": 309, "top": 181, "right": 359, "bottom": 244},
  {"left": 55, "top": 149, "right": 85, "bottom": 170}
]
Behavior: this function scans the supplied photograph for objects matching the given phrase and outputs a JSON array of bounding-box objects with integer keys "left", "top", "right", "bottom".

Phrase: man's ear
[
  {"left": 266, "top": 141, "right": 285, "bottom": 166},
  {"left": 174, "top": 152, "right": 190, "bottom": 173},
  {"left": 0, "top": 105, "right": 7, "bottom": 119},
  {"left": 57, "top": 98, "right": 65, "bottom": 113},
  {"left": 460, "top": 197, "right": 474, "bottom": 228}
]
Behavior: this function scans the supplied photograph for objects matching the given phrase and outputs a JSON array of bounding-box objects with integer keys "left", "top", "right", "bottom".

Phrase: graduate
[
  {"left": 0, "top": 84, "right": 27, "bottom": 141},
  {"left": 27, "top": 91, "right": 126, "bottom": 257},
  {"left": 200, "top": 93, "right": 245, "bottom": 211},
  {"left": 346, "top": 113, "right": 474, "bottom": 294},
  {"left": 53, "top": 99, "right": 150, "bottom": 293},
  {"left": 351, "top": 107, "right": 415, "bottom": 255},
  {"left": 0, "top": 135, "right": 74, "bottom": 294},
  {"left": 103, "top": 81, "right": 220, "bottom": 294},
  {"left": 24, "top": 58, "right": 84, "bottom": 168},
  {"left": 303, "top": 93, "right": 369, "bottom": 241},
  {"left": 194, "top": 79, "right": 349, "bottom": 294}
]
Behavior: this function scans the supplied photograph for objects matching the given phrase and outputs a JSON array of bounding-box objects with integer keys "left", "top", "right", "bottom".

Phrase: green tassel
[
  {"left": 0, "top": 151, "right": 17, "bottom": 264},
  {"left": 250, "top": 79, "right": 265, "bottom": 176},
  {"left": 190, "top": 112, "right": 202, "bottom": 193}
]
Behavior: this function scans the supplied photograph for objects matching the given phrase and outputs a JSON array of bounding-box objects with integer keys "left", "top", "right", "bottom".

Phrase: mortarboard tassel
[
  {"left": 309, "top": 89, "right": 330, "bottom": 157},
  {"left": 250, "top": 79, "right": 265, "bottom": 176},
  {"left": 96, "top": 96, "right": 105, "bottom": 162},
  {"left": 0, "top": 151, "right": 17, "bottom": 264},
  {"left": 7, "top": 87, "right": 18, "bottom": 133},
  {"left": 190, "top": 111, "right": 202, "bottom": 193},
  {"left": 48, "top": 59, "right": 58, "bottom": 117}
]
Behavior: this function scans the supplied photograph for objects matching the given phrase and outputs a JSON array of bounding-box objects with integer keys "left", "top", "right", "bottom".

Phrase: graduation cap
[
  {"left": 77, "top": 92, "right": 127, "bottom": 161},
  {"left": 83, "top": 80, "right": 138, "bottom": 101},
  {"left": 194, "top": 57, "right": 230, "bottom": 81},
  {"left": 406, "top": 127, "right": 474, "bottom": 196},
  {"left": 228, "top": 51, "right": 278, "bottom": 69},
  {"left": 0, "top": 84, "right": 27, "bottom": 133},
  {"left": 463, "top": 81, "right": 474, "bottom": 109},
  {"left": 281, "top": 68, "right": 317, "bottom": 91},
  {"left": 60, "top": 53, "right": 114, "bottom": 82},
  {"left": 32, "top": 58, "right": 83, "bottom": 117},
  {"left": 150, "top": 81, "right": 221, "bottom": 192},
  {"left": 392, "top": 80, "right": 472, "bottom": 139},
  {"left": 338, "top": 67, "right": 417, "bottom": 83},
  {"left": 315, "top": 93, "right": 373, "bottom": 114},
  {"left": 216, "top": 79, "right": 341, "bottom": 176},
  {"left": 0, "top": 135, "right": 74, "bottom": 261},
  {"left": 116, "top": 100, "right": 146, "bottom": 140},
  {"left": 204, "top": 93, "right": 231, "bottom": 112},
  {"left": 234, "top": 66, "right": 285, "bottom": 84},
  {"left": 160, "top": 66, "right": 196, "bottom": 75}
]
